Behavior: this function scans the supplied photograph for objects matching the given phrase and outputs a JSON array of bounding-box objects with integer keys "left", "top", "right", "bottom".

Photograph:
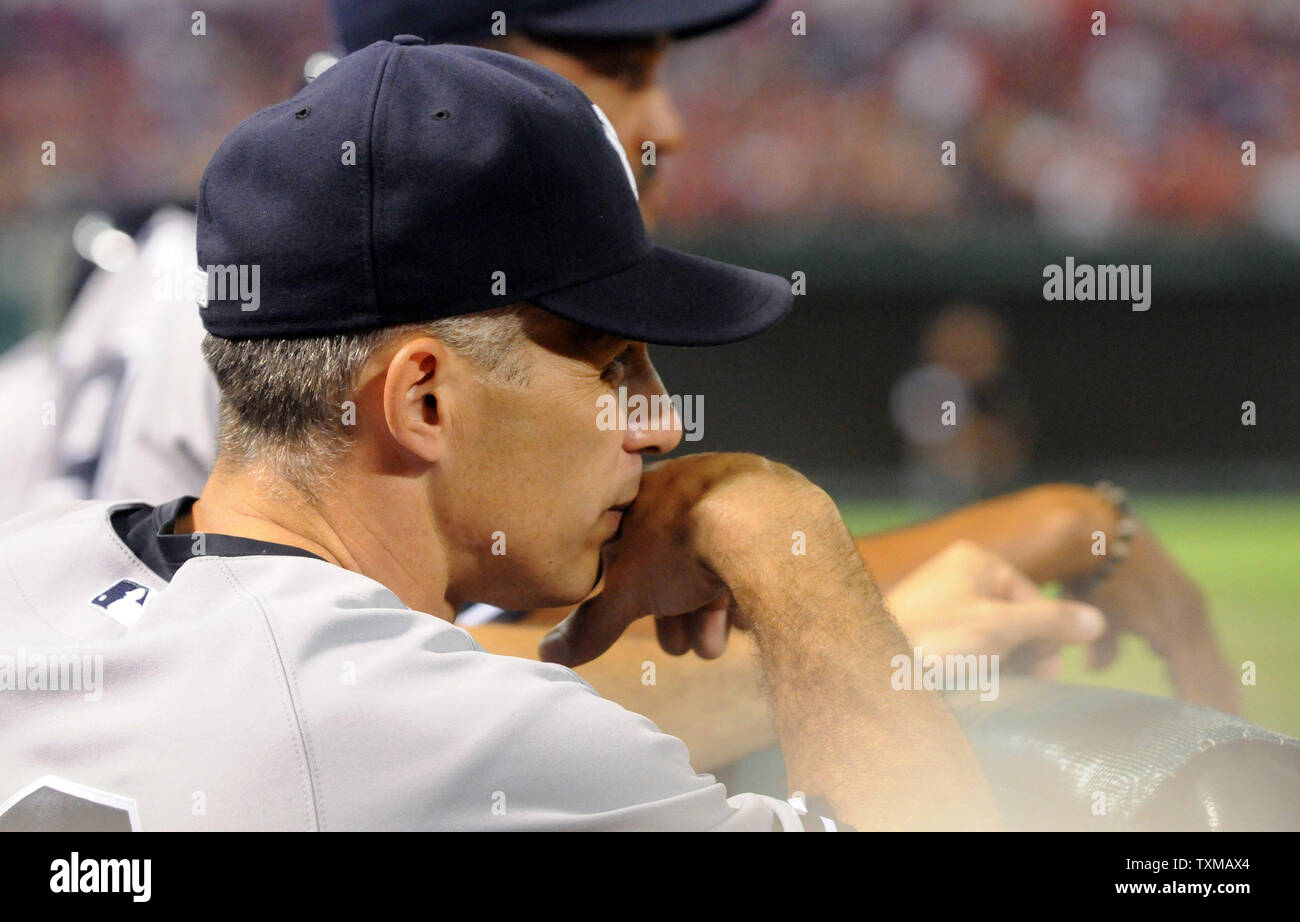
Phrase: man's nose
[
  {"left": 623, "top": 366, "right": 683, "bottom": 455},
  {"left": 642, "top": 88, "right": 686, "bottom": 159}
]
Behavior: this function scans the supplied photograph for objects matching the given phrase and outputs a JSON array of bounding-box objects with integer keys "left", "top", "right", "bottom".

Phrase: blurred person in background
[
  {"left": 0, "top": 3, "right": 328, "bottom": 519},
  {"left": 891, "top": 302, "right": 1033, "bottom": 510},
  {"left": 0, "top": 0, "right": 1239, "bottom": 771}
]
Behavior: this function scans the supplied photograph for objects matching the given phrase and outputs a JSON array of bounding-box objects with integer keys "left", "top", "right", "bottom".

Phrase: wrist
[
  {"left": 1031, "top": 483, "right": 1124, "bottom": 581},
  {"left": 695, "top": 482, "right": 861, "bottom": 630},
  {"left": 695, "top": 475, "right": 834, "bottom": 559}
]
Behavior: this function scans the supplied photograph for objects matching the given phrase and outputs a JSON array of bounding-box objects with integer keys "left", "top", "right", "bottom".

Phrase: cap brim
[
  {"left": 524, "top": 0, "right": 771, "bottom": 41},
  {"left": 530, "top": 244, "right": 792, "bottom": 347}
]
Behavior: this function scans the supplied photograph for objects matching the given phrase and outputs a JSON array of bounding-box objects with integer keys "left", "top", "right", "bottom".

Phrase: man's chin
[
  {"left": 504, "top": 561, "right": 603, "bottom": 612},
  {"left": 636, "top": 175, "right": 661, "bottom": 228},
  {"left": 550, "top": 562, "right": 604, "bottom": 610},
  {"left": 461, "top": 544, "right": 603, "bottom": 611}
]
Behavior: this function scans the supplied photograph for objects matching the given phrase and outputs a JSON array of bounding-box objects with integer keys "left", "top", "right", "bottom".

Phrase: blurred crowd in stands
[
  {"left": 0, "top": 1, "right": 327, "bottom": 215},
  {"left": 666, "top": 0, "right": 1300, "bottom": 239},
  {"left": 2, "top": 0, "right": 1298, "bottom": 241}
]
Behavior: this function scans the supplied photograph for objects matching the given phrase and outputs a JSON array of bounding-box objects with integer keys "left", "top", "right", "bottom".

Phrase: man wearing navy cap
[
  {"left": 2, "top": 0, "right": 1234, "bottom": 785},
  {"left": 331, "top": 0, "right": 767, "bottom": 227},
  {"left": 0, "top": 41, "right": 999, "bottom": 831}
]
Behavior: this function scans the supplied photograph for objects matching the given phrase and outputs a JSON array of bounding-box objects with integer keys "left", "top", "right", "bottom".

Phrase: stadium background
[{"left": 0, "top": 0, "right": 1295, "bottom": 735}]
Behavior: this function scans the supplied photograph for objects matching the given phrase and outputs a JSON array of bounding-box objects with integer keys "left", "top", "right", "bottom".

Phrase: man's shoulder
[
  {"left": 0, "top": 498, "right": 135, "bottom": 538},
  {"left": 183, "top": 552, "right": 588, "bottom": 708},
  {"left": 180, "top": 555, "right": 749, "bottom": 829},
  {"left": 0, "top": 542, "right": 789, "bottom": 831},
  {"left": 0, "top": 498, "right": 164, "bottom": 640}
]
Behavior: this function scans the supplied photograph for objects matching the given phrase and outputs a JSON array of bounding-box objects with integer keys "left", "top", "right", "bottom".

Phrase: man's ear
[{"left": 381, "top": 336, "right": 454, "bottom": 464}]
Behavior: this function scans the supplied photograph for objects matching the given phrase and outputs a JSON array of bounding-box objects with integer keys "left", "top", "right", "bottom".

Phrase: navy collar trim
[{"left": 112, "top": 496, "right": 326, "bottom": 582}]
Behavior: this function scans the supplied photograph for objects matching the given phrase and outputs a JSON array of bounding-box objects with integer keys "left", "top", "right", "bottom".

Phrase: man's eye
[
  {"left": 601, "top": 355, "right": 628, "bottom": 383},
  {"left": 620, "top": 63, "right": 651, "bottom": 91}
]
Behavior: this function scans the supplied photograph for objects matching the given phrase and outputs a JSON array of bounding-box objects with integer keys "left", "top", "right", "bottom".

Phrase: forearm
[
  {"left": 855, "top": 483, "right": 1116, "bottom": 591},
  {"left": 709, "top": 490, "right": 1000, "bottom": 830},
  {"left": 529, "top": 481, "right": 1110, "bottom": 623},
  {"left": 465, "top": 622, "right": 775, "bottom": 771}
]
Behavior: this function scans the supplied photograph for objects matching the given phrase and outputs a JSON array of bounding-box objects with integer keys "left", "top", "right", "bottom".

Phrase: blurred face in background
[{"left": 498, "top": 33, "right": 686, "bottom": 227}]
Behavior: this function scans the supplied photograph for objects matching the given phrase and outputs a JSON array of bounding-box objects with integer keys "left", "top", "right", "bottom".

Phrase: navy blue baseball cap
[
  {"left": 331, "top": 0, "right": 772, "bottom": 52},
  {"left": 196, "top": 39, "right": 791, "bottom": 345}
]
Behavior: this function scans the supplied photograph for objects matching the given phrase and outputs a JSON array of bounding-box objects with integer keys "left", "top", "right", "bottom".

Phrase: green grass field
[{"left": 838, "top": 494, "right": 1300, "bottom": 738}]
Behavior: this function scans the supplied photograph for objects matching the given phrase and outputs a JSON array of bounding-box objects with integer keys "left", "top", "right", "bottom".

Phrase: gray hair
[{"left": 201, "top": 304, "right": 536, "bottom": 502}]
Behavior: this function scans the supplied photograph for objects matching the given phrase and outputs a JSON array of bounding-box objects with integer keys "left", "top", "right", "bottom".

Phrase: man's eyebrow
[
  {"left": 569, "top": 327, "right": 627, "bottom": 353},
  {"left": 590, "top": 332, "right": 628, "bottom": 351}
]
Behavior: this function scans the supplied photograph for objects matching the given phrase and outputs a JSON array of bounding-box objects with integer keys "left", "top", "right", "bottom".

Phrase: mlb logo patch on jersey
[{"left": 91, "top": 579, "right": 151, "bottom": 629}]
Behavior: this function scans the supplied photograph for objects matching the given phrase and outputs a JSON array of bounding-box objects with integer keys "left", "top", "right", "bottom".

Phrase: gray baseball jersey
[{"left": 0, "top": 497, "right": 837, "bottom": 831}]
